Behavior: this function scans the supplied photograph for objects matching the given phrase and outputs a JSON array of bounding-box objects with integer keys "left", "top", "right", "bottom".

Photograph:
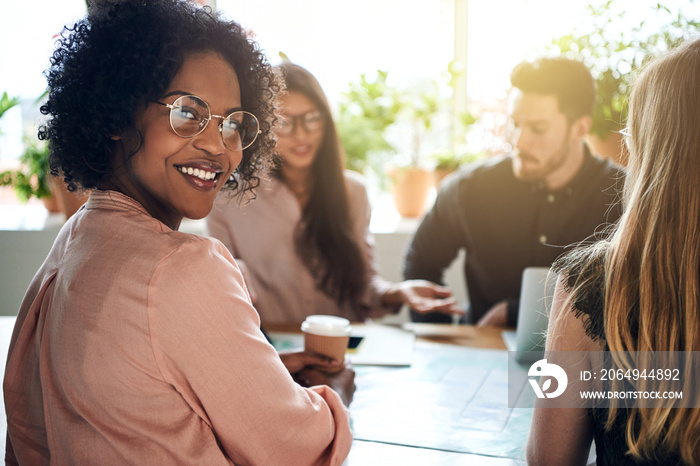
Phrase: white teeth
[{"left": 178, "top": 166, "right": 217, "bottom": 181}]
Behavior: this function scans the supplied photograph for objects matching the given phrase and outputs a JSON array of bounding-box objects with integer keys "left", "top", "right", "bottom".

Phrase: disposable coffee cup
[{"left": 301, "top": 315, "right": 351, "bottom": 361}]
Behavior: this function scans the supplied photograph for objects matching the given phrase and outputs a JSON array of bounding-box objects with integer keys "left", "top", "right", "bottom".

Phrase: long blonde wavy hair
[{"left": 603, "top": 37, "right": 700, "bottom": 463}]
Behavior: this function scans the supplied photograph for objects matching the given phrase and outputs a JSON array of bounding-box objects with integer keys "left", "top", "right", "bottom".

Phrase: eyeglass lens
[
  {"left": 619, "top": 128, "right": 631, "bottom": 150},
  {"left": 277, "top": 110, "right": 323, "bottom": 135},
  {"left": 169, "top": 95, "right": 259, "bottom": 150}
]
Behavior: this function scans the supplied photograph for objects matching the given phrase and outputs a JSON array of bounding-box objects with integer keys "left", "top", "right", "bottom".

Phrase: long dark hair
[{"left": 277, "top": 63, "right": 365, "bottom": 307}]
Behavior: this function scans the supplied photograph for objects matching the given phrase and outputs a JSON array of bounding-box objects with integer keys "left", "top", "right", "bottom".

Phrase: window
[{"left": 0, "top": 0, "right": 86, "bottom": 166}]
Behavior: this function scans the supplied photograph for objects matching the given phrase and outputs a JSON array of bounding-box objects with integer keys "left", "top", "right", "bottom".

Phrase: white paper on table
[
  {"left": 347, "top": 325, "right": 415, "bottom": 367},
  {"left": 267, "top": 324, "right": 416, "bottom": 367}
]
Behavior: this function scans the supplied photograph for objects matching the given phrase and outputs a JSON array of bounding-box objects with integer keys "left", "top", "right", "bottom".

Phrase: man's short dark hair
[{"left": 510, "top": 57, "right": 595, "bottom": 121}]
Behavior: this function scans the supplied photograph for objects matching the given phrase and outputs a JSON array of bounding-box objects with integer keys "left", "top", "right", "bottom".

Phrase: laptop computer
[{"left": 502, "top": 267, "right": 555, "bottom": 364}]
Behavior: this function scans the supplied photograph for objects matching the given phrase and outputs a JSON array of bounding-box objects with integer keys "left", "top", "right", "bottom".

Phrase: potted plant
[
  {"left": 337, "top": 70, "right": 441, "bottom": 217},
  {"left": 0, "top": 140, "right": 59, "bottom": 211},
  {"left": 337, "top": 64, "right": 488, "bottom": 217},
  {"left": 0, "top": 138, "right": 89, "bottom": 218},
  {"left": 549, "top": 0, "right": 700, "bottom": 164},
  {"left": 387, "top": 62, "right": 488, "bottom": 217},
  {"left": 1, "top": 93, "right": 58, "bottom": 211},
  {"left": 336, "top": 70, "right": 437, "bottom": 217},
  {"left": 384, "top": 77, "right": 440, "bottom": 217},
  {"left": 0, "top": 89, "right": 89, "bottom": 218}
]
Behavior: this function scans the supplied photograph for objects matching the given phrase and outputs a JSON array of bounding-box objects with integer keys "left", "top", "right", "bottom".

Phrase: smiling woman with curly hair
[
  {"left": 40, "top": 0, "right": 278, "bottom": 196},
  {"left": 3, "top": 1, "right": 353, "bottom": 464}
]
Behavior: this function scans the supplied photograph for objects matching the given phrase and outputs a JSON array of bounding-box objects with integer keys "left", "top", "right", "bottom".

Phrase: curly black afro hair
[{"left": 39, "top": 0, "right": 281, "bottom": 196}]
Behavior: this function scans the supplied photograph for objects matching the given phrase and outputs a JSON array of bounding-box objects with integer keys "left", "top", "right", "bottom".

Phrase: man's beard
[{"left": 513, "top": 133, "right": 572, "bottom": 183}]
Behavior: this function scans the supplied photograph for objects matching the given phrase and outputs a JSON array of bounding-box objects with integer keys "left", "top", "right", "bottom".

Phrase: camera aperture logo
[{"left": 529, "top": 359, "right": 568, "bottom": 398}]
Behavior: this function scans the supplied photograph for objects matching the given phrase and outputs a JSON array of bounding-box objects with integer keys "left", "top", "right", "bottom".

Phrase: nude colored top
[
  {"left": 3, "top": 190, "right": 352, "bottom": 465},
  {"left": 205, "top": 170, "right": 397, "bottom": 325}
]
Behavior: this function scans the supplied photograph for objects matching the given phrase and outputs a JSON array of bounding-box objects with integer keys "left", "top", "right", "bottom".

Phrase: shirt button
[
  {"left": 547, "top": 194, "right": 555, "bottom": 203},
  {"left": 539, "top": 235, "right": 547, "bottom": 244}
]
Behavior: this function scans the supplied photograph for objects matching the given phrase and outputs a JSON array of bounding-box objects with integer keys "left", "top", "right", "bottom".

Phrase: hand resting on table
[{"left": 278, "top": 350, "right": 356, "bottom": 407}]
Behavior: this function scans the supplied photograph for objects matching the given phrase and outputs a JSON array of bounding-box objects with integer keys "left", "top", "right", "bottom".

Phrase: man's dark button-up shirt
[{"left": 403, "top": 147, "right": 624, "bottom": 325}]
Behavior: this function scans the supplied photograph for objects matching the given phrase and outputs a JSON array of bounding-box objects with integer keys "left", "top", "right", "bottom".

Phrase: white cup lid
[{"left": 301, "top": 315, "right": 351, "bottom": 336}]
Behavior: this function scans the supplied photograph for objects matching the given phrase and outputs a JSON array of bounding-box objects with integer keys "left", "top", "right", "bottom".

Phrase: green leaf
[
  {"left": 545, "top": 0, "right": 699, "bottom": 138},
  {"left": 0, "top": 92, "right": 20, "bottom": 120}
]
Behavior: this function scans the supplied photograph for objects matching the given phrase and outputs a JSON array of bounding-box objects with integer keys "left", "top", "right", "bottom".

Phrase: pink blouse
[
  {"left": 3, "top": 190, "right": 352, "bottom": 465},
  {"left": 205, "top": 171, "right": 396, "bottom": 325}
]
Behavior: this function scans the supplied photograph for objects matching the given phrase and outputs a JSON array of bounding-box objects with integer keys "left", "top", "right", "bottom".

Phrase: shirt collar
[
  {"left": 556, "top": 142, "right": 597, "bottom": 194},
  {"left": 86, "top": 189, "right": 152, "bottom": 217}
]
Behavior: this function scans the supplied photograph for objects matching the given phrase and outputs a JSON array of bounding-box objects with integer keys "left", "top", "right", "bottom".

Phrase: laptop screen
[{"left": 514, "top": 267, "right": 554, "bottom": 363}]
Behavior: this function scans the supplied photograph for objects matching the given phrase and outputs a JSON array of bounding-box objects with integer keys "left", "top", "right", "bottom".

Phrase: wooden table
[
  {"left": 403, "top": 322, "right": 508, "bottom": 349},
  {"left": 266, "top": 321, "right": 508, "bottom": 350},
  {"left": 268, "top": 321, "right": 526, "bottom": 465},
  {"left": 0, "top": 317, "right": 526, "bottom": 465}
]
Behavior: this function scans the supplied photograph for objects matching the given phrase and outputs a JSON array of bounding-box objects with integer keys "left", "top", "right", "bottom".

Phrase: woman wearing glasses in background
[
  {"left": 527, "top": 37, "right": 700, "bottom": 465},
  {"left": 3, "top": 1, "right": 353, "bottom": 464},
  {"left": 207, "top": 63, "right": 463, "bottom": 325}
]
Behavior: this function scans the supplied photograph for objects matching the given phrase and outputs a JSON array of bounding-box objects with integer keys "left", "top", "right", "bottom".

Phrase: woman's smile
[
  {"left": 288, "top": 144, "right": 314, "bottom": 157},
  {"left": 111, "top": 52, "right": 244, "bottom": 228},
  {"left": 174, "top": 160, "right": 224, "bottom": 191}
]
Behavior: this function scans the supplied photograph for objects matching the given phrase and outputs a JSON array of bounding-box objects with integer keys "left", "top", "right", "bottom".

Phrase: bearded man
[{"left": 404, "top": 57, "right": 624, "bottom": 327}]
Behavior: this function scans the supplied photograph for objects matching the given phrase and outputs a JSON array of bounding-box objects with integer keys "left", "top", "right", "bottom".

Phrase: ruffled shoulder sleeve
[{"left": 552, "top": 246, "right": 607, "bottom": 342}]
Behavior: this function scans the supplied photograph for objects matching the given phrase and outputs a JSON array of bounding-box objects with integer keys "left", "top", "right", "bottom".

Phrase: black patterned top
[{"left": 553, "top": 248, "right": 683, "bottom": 466}]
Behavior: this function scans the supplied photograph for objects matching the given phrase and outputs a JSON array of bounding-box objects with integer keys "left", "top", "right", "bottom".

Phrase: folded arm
[{"left": 150, "top": 238, "right": 352, "bottom": 465}]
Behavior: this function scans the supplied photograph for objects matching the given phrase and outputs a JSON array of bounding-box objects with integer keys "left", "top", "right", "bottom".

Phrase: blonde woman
[{"left": 527, "top": 38, "right": 700, "bottom": 465}]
